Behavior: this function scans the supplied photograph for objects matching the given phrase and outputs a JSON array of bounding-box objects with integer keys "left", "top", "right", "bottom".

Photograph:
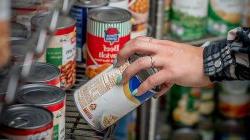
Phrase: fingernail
[
  {"left": 115, "top": 75, "right": 123, "bottom": 85},
  {"left": 132, "top": 89, "right": 138, "bottom": 96}
]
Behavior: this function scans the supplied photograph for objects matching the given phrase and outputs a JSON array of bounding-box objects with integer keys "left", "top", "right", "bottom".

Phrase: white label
[{"left": 173, "top": 0, "right": 208, "bottom": 17}]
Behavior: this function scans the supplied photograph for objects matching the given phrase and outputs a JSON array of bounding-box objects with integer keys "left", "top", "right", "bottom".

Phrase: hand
[{"left": 116, "top": 37, "right": 212, "bottom": 97}]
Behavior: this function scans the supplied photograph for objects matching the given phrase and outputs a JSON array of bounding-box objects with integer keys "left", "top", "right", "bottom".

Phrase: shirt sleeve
[{"left": 203, "top": 27, "right": 250, "bottom": 81}]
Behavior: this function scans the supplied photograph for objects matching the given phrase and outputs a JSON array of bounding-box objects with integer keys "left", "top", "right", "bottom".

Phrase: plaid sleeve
[{"left": 203, "top": 27, "right": 250, "bottom": 81}]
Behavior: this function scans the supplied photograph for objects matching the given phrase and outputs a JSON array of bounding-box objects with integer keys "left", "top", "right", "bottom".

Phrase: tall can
[
  {"left": 70, "top": 0, "right": 108, "bottom": 63},
  {"left": 0, "top": 104, "right": 53, "bottom": 140},
  {"left": 19, "top": 62, "right": 61, "bottom": 87},
  {"left": 86, "top": 7, "right": 131, "bottom": 78},
  {"left": 171, "top": 0, "right": 208, "bottom": 41},
  {"left": 74, "top": 54, "right": 160, "bottom": 131},
  {"left": 109, "top": 0, "right": 129, "bottom": 9},
  {"left": 31, "top": 14, "right": 77, "bottom": 90},
  {"left": 129, "top": 0, "right": 149, "bottom": 39},
  {"left": 208, "top": 0, "right": 243, "bottom": 35},
  {"left": 16, "top": 84, "right": 66, "bottom": 140}
]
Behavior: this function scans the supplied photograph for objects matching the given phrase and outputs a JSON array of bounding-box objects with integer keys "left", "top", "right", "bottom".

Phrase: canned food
[
  {"left": 170, "top": 0, "right": 208, "bottom": 41},
  {"left": 32, "top": 13, "right": 77, "bottom": 90},
  {"left": 208, "top": 0, "right": 243, "bottom": 35},
  {"left": 86, "top": 7, "right": 131, "bottom": 78},
  {"left": 20, "top": 62, "right": 60, "bottom": 87},
  {"left": 16, "top": 84, "right": 66, "bottom": 140},
  {"left": 172, "top": 128, "right": 202, "bottom": 140},
  {"left": 109, "top": 0, "right": 129, "bottom": 9},
  {"left": 74, "top": 54, "right": 159, "bottom": 131},
  {"left": 219, "top": 92, "right": 250, "bottom": 119},
  {"left": 129, "top": 0, "right": 149, "bottom": 38},
  {"left": 0, "top": 104, "right": 53, "bottom": 140},
  {"left": 70, "top": 0, "right": 108, "bottom": 62}
]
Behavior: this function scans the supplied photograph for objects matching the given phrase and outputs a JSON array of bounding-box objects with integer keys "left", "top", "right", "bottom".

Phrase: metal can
[
  {"left": 74, "top": 54, "right": 159, "bottom": 131},
  {"left": 208, "top": 0, "right": 243, "bottom": 35},
  {"left": 86, "top": 7, "right": 131, "bottom": 78},
  {"left": 0, "top": 75, "right": 9, "bottom": 102},
  {"left": 170, "top": 0, "right": 208, "bottom": 41},
  {"left": 129, "top": 0, "right": 149, "bottom": 39},
  {"left": 16, "top": 84, "right": 66, "bottom": 140},
  {"left": 11, "top": 44, "right": 32, "bottom": 64},
  {"left": 11, "top": 22, "right": 29, "bottom": 41},
  {"left": 0, "top": 104, "right": 53, "bottom": 140},
  {"left": 70, "top": 0, "right": 108, "bottom": 63},
  {"left": 20, "top": 62, "right": 60, "bottom": 87},
  {"left": 109, "top": 0, "right": 129, "bottom": 9},
  {"left": 31, "top": 13, "right": 77, "bottom": 90}
]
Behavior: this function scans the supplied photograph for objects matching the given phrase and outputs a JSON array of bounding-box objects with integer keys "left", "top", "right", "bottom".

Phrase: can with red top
[
  {"left": 16, "top": 84, "right": 66, "bottom": 140},
  {"left": 86, "top": 7, "right": 131, "bottom": 78},
  {"left": 0, "top": 104, "right": 53, "bottom": 140}
]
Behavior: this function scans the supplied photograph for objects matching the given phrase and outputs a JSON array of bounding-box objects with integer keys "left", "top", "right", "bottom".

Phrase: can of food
[
  {"left": 170, "top": 0, "right": 208, "bottom": 41},
  {"left": 20, "top": 62, "right": 60, "bottom": 87},
  {"left": 70, "top": 0, "right": 108, "bottom": 62},
  {"left": 129, "top": 0, "right": 149, "bottom": 38},
  {"left": 31, "top": 13, "right": 77, "bottom": 90},
  {"left": 219, "top": 92, "right": 250, "bottom": 119},
  {"left": 172, "top": 128, "right": 202, "bottom": 140},
  {"left": 74, "top": 54, "right": 159, "bottom": 131},
  {"left": 86, "top": 7, "right": 131, "bottom": 78},
  {"left": 16, "top": 84, "right": 66, "bottom": 140},
  {"left": 208, "top": 0, "right": 243, "bottom": 35},
  {"left": 0, "top": 104, "right": 53, "bottom": 140},
  {"left": 109, "top": 0, "right": 129, "bottom": 9}
]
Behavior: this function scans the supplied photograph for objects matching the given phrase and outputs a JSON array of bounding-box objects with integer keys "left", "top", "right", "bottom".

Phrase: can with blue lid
[{"left": 74, "top": 54, "right": 159, "bottom": 131}]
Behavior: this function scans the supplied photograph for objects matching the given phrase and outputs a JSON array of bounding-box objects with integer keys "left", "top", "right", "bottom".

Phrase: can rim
[
  {"left": 16, "top": 84, "right": 66, "bottom": 106},
  {"left": 88, "top": 7, "right": 132, "bottom": 23},
  {"left": 0, "top": 104, "right": 53, "bottom": 130},
  {"left": 74, "top": 0, "right": 108, "bottom": 8}
]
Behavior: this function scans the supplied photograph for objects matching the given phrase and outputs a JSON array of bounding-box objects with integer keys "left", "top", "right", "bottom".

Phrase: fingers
[
  {"left": 115, "top": 37, "right": 159, "bottom": 67},
  {"left": 121, "top": 55, "right": 163, "bottom": 84},
  {"left": 136, "top": 70, "right": 173, "bottom": 96},
  {"left": 153, "top": 83, "right": 173, "bottom": 98}
]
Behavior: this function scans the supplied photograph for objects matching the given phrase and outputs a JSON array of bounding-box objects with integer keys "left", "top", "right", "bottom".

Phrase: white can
[{"left": 109, "top": 0, "right": 129, "bottom": 9}]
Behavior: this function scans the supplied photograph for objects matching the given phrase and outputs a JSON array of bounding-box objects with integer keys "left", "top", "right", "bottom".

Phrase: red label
[
  {"left": 46, "top": 77, "right": 60, "bottom": 87},
  {"left": 86, "top": 33, "right": 130, "bottom": 66}
]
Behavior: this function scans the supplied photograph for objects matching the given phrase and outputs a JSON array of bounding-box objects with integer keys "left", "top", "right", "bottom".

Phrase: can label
[
  {"left": 70, "top": 6, "right": 88, "bottom": 62},
  {"left": 208, "top": 0, "right": 242, "bottom": 35},
  {"left": 129, "top": 0, "right": 149, "bottom": 38},
  {"left": 47, "top": 25, "right": 76, "bottom": 90},
  {"left": 75, "top": 64, "right": 154, "bottom": 131},
  {"left": 86, "top": 19, "right": 131, "bottom": 78},
  {"left": 46, "top": 77, "right": 60, "bottom": 88},
  {"left": 47, "top": 99, "right": 65, "bottom": 140},
  {"left": 171, "top": 0, "right": 208, "bottom": 41}
]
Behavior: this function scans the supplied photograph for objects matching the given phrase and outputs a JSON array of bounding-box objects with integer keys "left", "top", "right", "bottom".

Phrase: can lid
[
  {"left": 88, "top": 7, "right": 131, "bottom": 23},
  {"left": 129, "top": 54, "right": 160, "bottom": 92},
  {"left": 16, "top": 84, "right": 65, "bottom": 106},
  {"left": 20, "top": 62, "right": 60, "bottom": 83},
  {"left": 0, "top": 104, "right": 53, "bottom": 130},
  {"left": 74, "top": 0, "right": 108, "bottom": 8},
  {"left": 172, "top": 128, "right": 202, "bottom": 140}
]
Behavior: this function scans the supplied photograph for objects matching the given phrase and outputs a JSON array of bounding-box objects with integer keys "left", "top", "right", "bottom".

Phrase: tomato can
[
  {"left": 109, "top": 0, "right": 129, "bottom": 9},
  {"left": 0, "top": 104, "right": 53, "bottom": 140},
  {"left": 20, "top": 62, "right": 60, "bottom": 87},
  {"left": 129, "top": 0, "right": 149, "bottom": 39},
  {"left": 86, "top": 7, "right": 131, "bottom": 78},
  {"left": 70, "top": 0, "right": 108, "bottom": 62},
  {"left": 16, "top": 84, "right": 66, "bottom": 140},
  {"left": 74, "top": 54, "right": 159, "bottom": 131},
  {"left": 31, "top": 13, "right": 77, "bottom": 90}
]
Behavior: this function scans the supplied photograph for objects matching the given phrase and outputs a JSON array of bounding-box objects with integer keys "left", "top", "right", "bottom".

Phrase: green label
[
  {"left": 53, "top": 124, "right": 59, "bottom": 140},
  {"left": 46, "top": 48, "right": 62, "bottom": 66}
]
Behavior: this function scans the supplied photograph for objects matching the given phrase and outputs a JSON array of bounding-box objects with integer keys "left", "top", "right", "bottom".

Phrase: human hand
[{"left": 115, "top": 37, "right": 212, "bottom": 97}]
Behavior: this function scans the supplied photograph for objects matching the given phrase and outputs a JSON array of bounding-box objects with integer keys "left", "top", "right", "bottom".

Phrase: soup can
[
  {"left": 31, "top": 13, "right": 77, "bottom": 90},
  {"left": 70, "top": 0, "right": 108, "bottom": 62},
  {"left": 0, "top": 104, "right": 53, "bottom": 140},
  {"left": 74, "top": 54, "right": 160, "bottom": 131},
  {"left": 129, "top": 0, "right": 149, "bottom": 39},
  {"left": 86, "top": 7, "right": 131, "bottom": 78},
  {"left": 109, "top": 0, "right": 129, "bottom": 9},
  {"left": 16, "top": 84, "right": 66, "bottom": 140},
  {"left": 20, "top": 62, "right": 60, "bottom": 87}
]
